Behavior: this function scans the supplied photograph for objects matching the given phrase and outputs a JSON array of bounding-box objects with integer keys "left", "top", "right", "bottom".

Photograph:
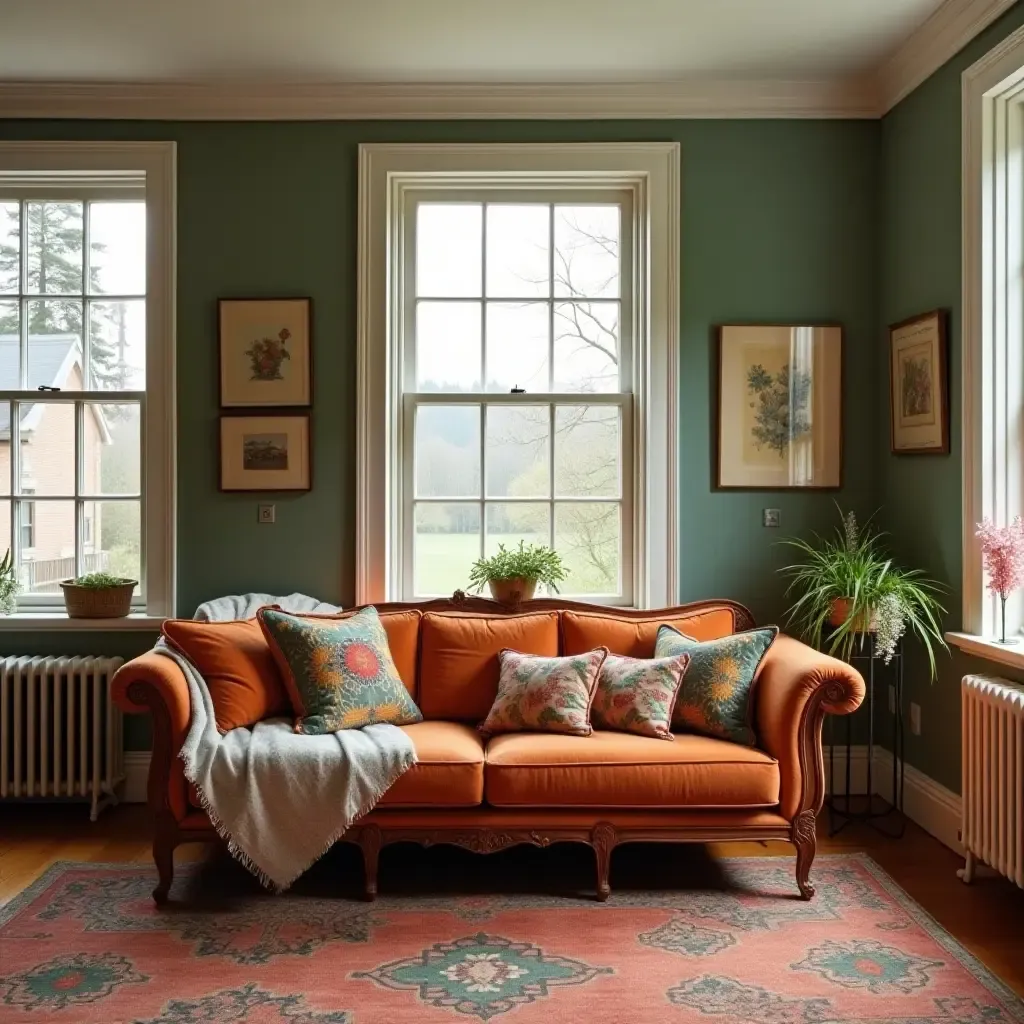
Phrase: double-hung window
[{"left": 0, "top": 143, "right": 175, "bottom": 620}]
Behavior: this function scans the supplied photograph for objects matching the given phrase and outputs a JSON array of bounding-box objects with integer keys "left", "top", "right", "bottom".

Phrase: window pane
[
  {"left": 486, "top": 502, "right": 550, "bottom": 557},
  {"left": 415, "top": 405, "right": 480, "bottom": 498},
  {"left": 486, "top": 204, "right": 549, "bottom": 298},
  {"left": 0, "top": 303, "right": 18, "bottom": 386},
  {"left": 18, "top": 500, "right": 74, "bottom": 594},
  {"left": 89, "top": 300, "right": 145, "bottom": 390},
  {"left": 416, "top": 204, "right": 481, "bottom": 298},
  {"left": 485, "top": 302, "right": 548, "bottom": 393},
  {"left": 414, "top": 502, "right": 480, "bottom": 596},
  {"left": 19, "top": 402, "right": 75, "bottom": 495},
  {"left": 88, "top": 202, "right": 145, "bottom": 296},
  {"left": 0, "top": 203, "right": 19, "bottom": 294},
  {"left": 485, "top": 404, "right": 549, "bottom": 498},
  {"left": 553, "top": 302, "right": 619, "bottom": 393},
  {"left": 554, "top": 406, "right": 621, "bottom": 498},
  {"left": 416, "top": 301, "right": 481, "bottom": 392},
  {"left": 27, "top": 299, "right": 83, "bottom": 391},
  {"left": 26, "top": 202, "right": 83, "bottom": 295},
  {"left": 83, "top": 499, "right": 140, "bottom": 587},
  {"left": 0, "top": 404, "right": 8, "bottom": 495},
  {"left": 554, "top": 205, "right": 620, "bottom": 299},
  {"left": 555, "top": 502, "right": 620, "bottom": 595},
  {"left": 85, "top": 403, "right": 140, "bottom": 495}
]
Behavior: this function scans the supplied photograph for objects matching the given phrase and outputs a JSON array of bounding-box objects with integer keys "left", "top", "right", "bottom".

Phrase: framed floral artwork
[
  {"left": 716, "top": 324, "right": 842, "bottom": 489},
  {"left": 219, "top": 298, "right": 311, "bottom": 407},
  {"left": 889, "top": 310, "right": 949, "bottom": 455},
  {"left": 220, "top": 414, "right": 311, "bottom": 491}
]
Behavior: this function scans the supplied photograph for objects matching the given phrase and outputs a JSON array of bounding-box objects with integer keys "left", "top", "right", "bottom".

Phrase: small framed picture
[
  {"left": 716, "top": 323, "right": 843, "bottom": 489},
  {"left": 220, "top": 414, "right": 311, "bottom": 492},
  {"left": 889, "top": 310, "right": 949, "bottom": 455},
  {"left": 219, "top": 298, "right": 311, "bottom": 407}
]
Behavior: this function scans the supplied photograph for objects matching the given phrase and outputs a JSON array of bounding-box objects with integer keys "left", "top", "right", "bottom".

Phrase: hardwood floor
[{"left": 2, "top": 803, "right": 1023, "bottom": 997}]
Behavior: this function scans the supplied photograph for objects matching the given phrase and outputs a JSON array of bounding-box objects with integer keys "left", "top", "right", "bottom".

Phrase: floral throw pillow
[
  {"left": 257, "top": 605, "right": 423, "bottom": 735},
  {"left": 479, "top": 647, "right": 608, "bottom": 738},
  {"left": 590, "top": 652, "right": 691, "bottom": 740},
  {"left": 654, "top": 625, "right": 778, "bottom": 745}
]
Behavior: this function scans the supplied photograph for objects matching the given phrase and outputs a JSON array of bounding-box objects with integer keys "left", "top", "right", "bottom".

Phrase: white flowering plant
[{"left": 778, "top": 506, "right": 947, "bottom": 678}]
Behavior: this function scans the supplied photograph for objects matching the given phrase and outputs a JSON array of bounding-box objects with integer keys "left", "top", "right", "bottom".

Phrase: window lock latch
[
  {"left": 510, "top": 386, "right": 525, "bottom": 394},
  {"left": 37, "top": 385, "right": 60, "bottom": 392}
]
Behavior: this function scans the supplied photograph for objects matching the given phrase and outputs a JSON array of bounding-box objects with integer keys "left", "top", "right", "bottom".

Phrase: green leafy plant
[
  {"left": 468, "top": 542, "right": 568, "bottom": 593},
  {"left": 66, "top": 571, "right": 136, "bottom": 589},
  {"left": 778, "top": 506, "right": 947, "bottom": 678},
  {"left": 0, "top": 549, "right": 18, "bottom": 615}
]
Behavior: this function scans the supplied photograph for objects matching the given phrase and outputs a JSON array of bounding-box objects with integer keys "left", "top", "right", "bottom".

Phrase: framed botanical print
[
  {"left": 716, "top": 324, "right": 842, "bottom": 489},
  {"left": 889, "top": 310, "right": 949, "bottom": 454},
  {"left": 220, "top": 414, "right": 311, "bottom": 492},
  {"left": 219, "top": 298, "right": 311, "bottom": 407}
]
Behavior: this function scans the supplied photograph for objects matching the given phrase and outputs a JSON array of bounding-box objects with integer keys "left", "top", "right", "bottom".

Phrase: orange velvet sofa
[{"left": 112, "top": 596, "right": 865, "bottom": 905}]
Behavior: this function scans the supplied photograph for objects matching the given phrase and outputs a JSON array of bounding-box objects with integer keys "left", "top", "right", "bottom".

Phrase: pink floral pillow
[
  {"left": 479, "top": 647, "right": 608, "bottom": 737},
  {"left": 590, "top": 652, "right": 691, "bottom": 740}
]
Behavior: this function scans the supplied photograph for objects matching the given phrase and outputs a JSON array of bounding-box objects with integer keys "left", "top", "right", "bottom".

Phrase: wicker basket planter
[{"left": 60, "top": 579, "right": 137, "bottom": 618}]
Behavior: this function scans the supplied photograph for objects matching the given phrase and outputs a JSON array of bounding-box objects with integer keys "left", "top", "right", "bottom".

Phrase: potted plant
[
  {"left": 468, "top": 541, "right": 568, "bottom": 605},
  {"left": 779, "top": 507, "right": 947, "bottom": 676},
  {"left": 60, "top": 572, "right": 137, "bottom": 619},
  {"left": 0, "top": 549, "right": 18, "bottom": 615}
]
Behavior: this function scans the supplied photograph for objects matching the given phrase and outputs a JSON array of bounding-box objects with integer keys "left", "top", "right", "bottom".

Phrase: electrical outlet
[
  {"left": 762, "top": 508, "right": 781, "bottom": 528},
  {"left": 258, "top": 504, "right": 276, "bottom": 524},
  {"left": 888, "top": 685, "right": 896, "bottom": 715},
  {"left": 910, "top": 702, "right": 922, "bottom": 736}
]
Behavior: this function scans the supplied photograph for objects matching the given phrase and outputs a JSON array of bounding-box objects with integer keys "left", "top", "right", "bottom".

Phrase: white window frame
[
  {"left": 0, "top": 141, "right": 176, "bottom": 627},
  {"left": 357, "top": 143, "right": 679, "bottom": 608}
]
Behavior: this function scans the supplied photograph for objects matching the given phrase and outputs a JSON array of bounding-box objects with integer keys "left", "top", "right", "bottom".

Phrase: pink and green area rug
[{"left": 1, "top": 854, "right": 1021, "bottom": 1024}]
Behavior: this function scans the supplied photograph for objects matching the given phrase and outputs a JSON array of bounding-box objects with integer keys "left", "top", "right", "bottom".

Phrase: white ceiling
[{"left": 0, "top": 0, "right": 946, "bottom": 83}]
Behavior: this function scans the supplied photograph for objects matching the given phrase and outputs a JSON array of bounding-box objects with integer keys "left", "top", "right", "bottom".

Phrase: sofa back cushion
[
  {"left": 560, "top": 607, "right": 737, "bottom": 658},
  {"left": 419, "top": 611, "right": 560, "bottom": 720}
]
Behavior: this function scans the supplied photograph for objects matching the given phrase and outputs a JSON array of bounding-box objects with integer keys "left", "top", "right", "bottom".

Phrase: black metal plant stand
[{"left": 826, "top": 632, "right": 906, "bottom": 839}]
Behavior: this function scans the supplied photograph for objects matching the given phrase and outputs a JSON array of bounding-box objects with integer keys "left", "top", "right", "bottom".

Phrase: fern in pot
[
  {"left": 468, "top": 541, "right": 567, "bottom": 605},
  {"left": 779, "top": 507, "right": 947, "bottom": 676}
]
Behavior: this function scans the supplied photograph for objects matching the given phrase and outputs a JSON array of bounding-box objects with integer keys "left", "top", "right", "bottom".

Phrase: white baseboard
[{"left": 123, "top": 751, "right": 151, "bottom": 804}]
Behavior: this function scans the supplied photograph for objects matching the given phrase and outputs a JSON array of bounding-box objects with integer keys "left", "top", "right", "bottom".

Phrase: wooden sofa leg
[
  {"left": 591, "top": 822, "right": 616, "bottom": 902},
  {"left": 152, "top": 829, "right": 176, "bottom": 906},
  {"left": 791, "top": 809, "right": 817, "bottom": 900},
  {"left": 358, "top": 824, "right": 382, "bottom": 901}
]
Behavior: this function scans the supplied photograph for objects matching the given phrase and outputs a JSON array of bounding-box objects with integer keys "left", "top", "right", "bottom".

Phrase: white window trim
[
  {"left": 356, "top": 143, "right": 680, "bottom": 608},
  {"left": 0, "top": 141, "right": 176, "bottom": 628}
]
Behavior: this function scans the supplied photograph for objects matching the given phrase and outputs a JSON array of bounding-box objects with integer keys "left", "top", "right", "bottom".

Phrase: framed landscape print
[
  {"left": 220, "top": 414, "right": 311, "bottom": 491},
  {"left": 716, "top": 324, "right": 842, "bottom": 489},
  {"left": 889, "top": 310, "right": 949, "bottom": 454},
  {"left": 219, "top": 298, "right": 311, "bottom": 407}
]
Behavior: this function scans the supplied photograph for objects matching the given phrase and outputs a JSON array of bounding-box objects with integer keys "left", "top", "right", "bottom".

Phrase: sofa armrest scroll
[{"left": 754, "top": 634, "right": 865, "bottom": 821}]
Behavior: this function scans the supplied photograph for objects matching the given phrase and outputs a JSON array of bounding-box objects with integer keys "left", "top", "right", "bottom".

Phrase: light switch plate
[
  {"left": 258, "top": 504, "right": 276, "bottom": 524},
  {"left": 762, "top": 508, "right": 781, "bottom": 528}
]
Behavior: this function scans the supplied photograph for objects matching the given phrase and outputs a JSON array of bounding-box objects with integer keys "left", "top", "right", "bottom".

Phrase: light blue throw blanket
[{"left": 160, "top": 593, "right": 416, "bottom": 892}]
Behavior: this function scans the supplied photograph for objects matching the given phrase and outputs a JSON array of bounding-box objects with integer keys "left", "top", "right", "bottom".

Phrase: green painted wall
[
  {"left": 880, "top": 2, "right": 1024, "bottom": 793},
  {"left": 0, "top": 118, "right": 881, "bottom": 749}
]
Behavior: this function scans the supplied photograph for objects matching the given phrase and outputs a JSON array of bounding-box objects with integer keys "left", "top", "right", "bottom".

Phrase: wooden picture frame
[
  {"left": 219, "top": 298, "right": 312, "bottom": 408},
  {"left": 889, "top": 309, "right": 949, "bottom": 455},
  {"left": 715, "top": 323, "right": 843, "bottom": 490},
  {"left": 219, "top": 413, "right": 312, "bottom": 492}
]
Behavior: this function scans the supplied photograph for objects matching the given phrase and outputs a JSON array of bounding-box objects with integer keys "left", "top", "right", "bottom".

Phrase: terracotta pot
[
  {"left": 488, "top": 577, "right": 537, "bottom": 605},
  {"left": 828, "top": 597, "right": 877, "bottom": 632}
]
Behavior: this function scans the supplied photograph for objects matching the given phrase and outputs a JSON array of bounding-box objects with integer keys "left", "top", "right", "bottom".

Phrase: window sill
[
  {"left": 0, "top": 612, "right": 165, "bottom": 631},
  {"left": 946, "top": 631, "right": 1024, "bottom": 672}
]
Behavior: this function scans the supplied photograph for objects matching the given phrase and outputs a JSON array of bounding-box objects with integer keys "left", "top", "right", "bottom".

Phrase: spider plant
[{"left": 778, "top": 506, "right": 947, "bottom": 678}]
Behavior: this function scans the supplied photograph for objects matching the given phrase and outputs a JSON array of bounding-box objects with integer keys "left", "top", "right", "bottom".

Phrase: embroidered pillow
[
  {"left": 257, "top": 605, "right": 423, "bottom": 734},
  {"left": 479, "top": 647, "right": 608, "bottom": 738},
  {"left": 590, "top": 652, "right": 691, "bottom": 740},
  {"left": 654, "top": 625, "right": 778, "bottom": 745}
]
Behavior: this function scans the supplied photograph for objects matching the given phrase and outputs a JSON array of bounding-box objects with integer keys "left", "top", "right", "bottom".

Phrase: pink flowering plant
[{"left": 975, "top": 517, "right": 1024, "bottom": 643}]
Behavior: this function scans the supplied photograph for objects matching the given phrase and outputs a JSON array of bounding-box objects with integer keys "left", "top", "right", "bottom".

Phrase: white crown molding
[
  {"left": 0, "top": 76, "right": 878, "bottom": 121},
  {"left": 878, "top": 0, "right": 1018, "bottom": 113}
]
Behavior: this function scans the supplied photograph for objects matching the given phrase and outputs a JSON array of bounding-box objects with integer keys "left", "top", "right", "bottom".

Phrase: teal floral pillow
[
  {"left": 479, "top": 648, "right": 608, "bottom": 737},
  {"left": 654, "top": 625, "right": 778, "bottom": 745},
  {"left": 591, "top": 652, "right": 691, "bottom": 740},
  {"left": 257, "top": 606, "right": 422, "bottom": 735}
]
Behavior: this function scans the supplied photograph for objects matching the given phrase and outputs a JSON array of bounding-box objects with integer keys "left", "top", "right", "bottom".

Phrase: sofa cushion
[
  {"left": 591, "top": 651, "right": 690, "bottom": 740},
  {"left": 378, "top": 721, "right": 485, "bottom": 807},
  {"left": 419, "top": 612, "right": 560, "bottom": 720},
  {"left": 560, "top": 607, "right": 738, "bottom": 658},
  {"left": 484, "top": 731, "right": 780, "bottom": 808},
  {"left": 161, "top": 617, "right": 288, "bottom": 734}
]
